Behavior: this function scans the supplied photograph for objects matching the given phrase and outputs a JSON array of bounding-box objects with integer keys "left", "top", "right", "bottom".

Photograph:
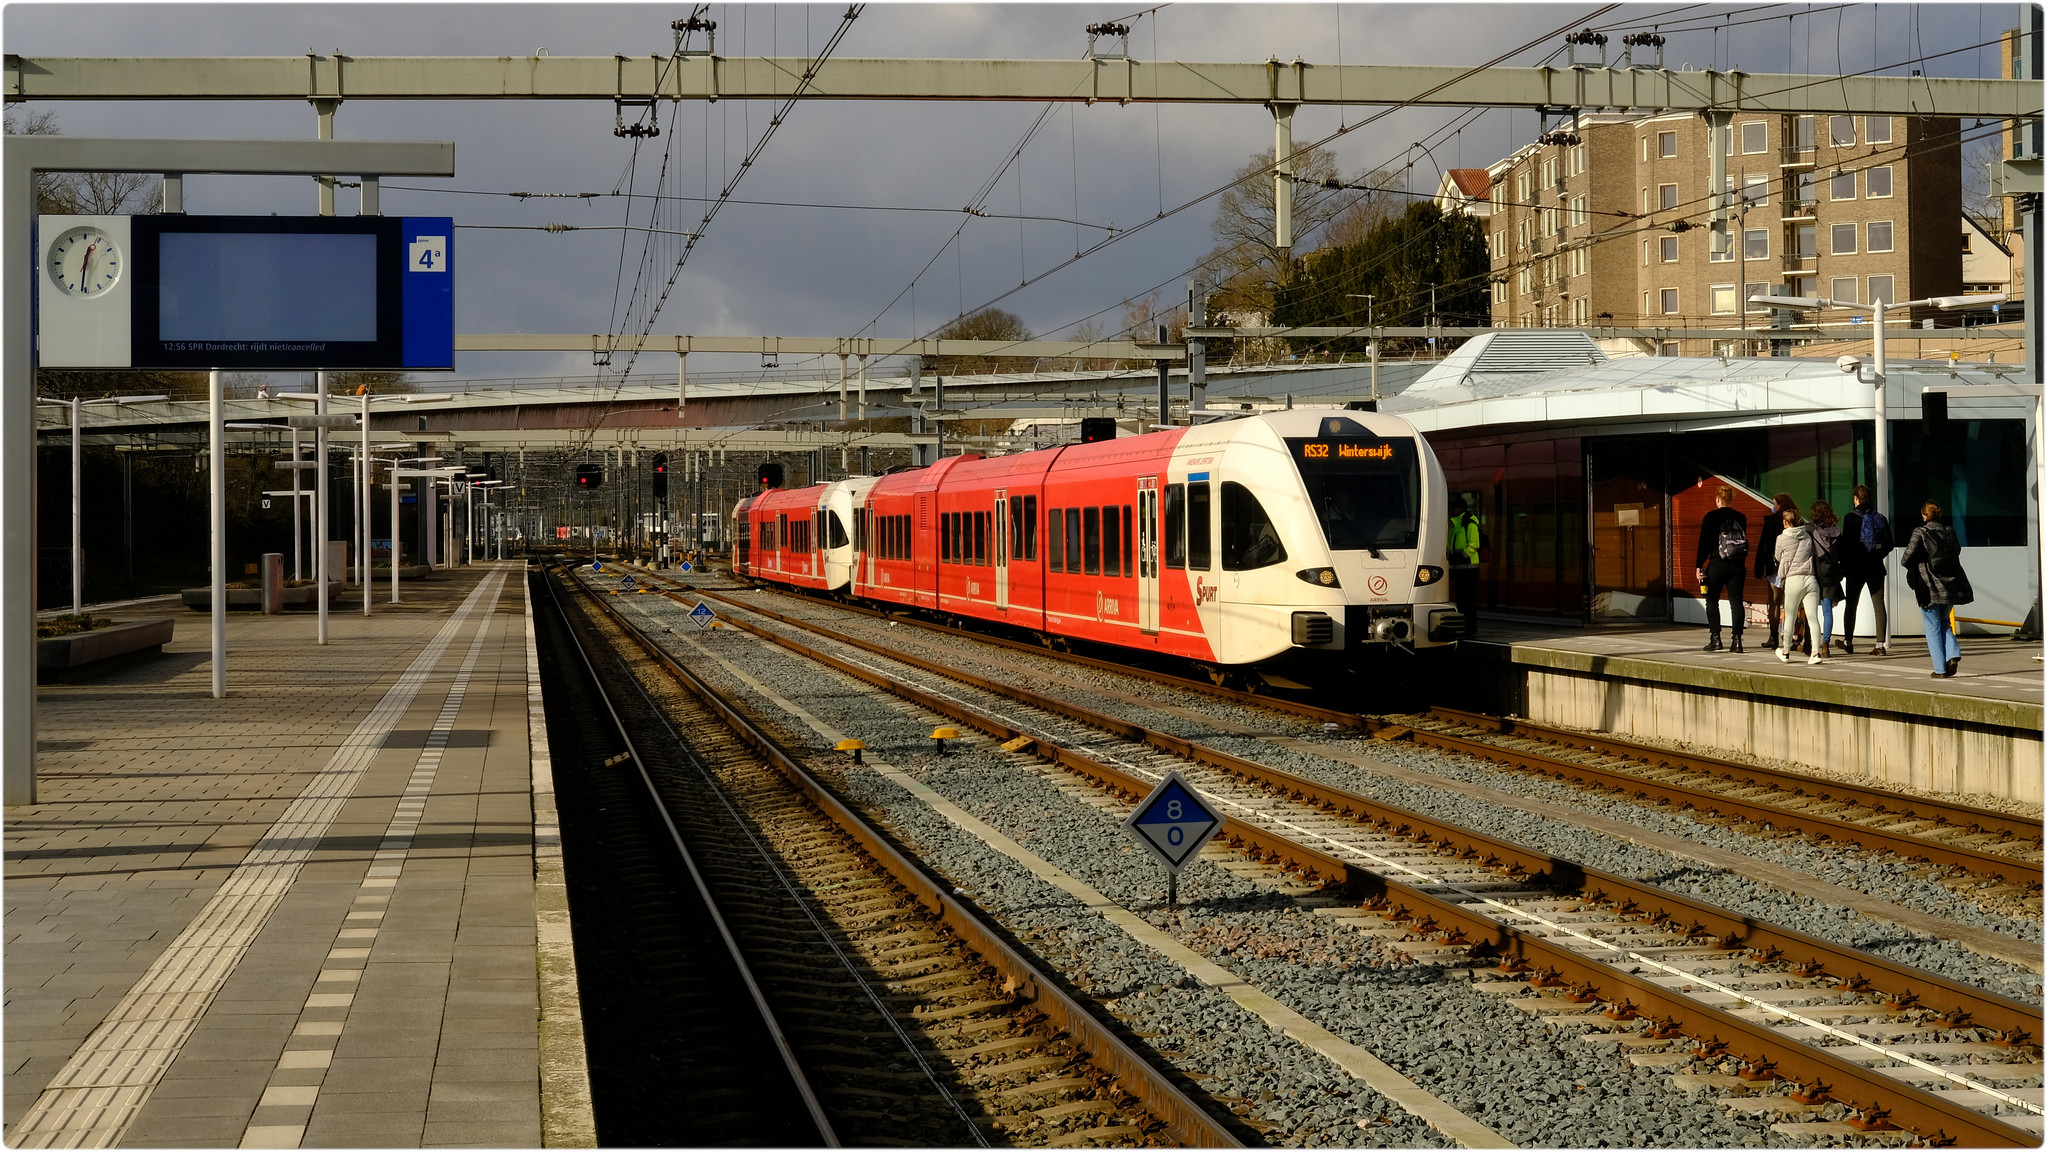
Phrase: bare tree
[
  {"left": 4, "top": 107, "right": 160, "bottom": 215},
  {"left": 328, "top": 371, "right": 419, "bottom": 395},
  {"left": 928, "top": 308, "right": 1033, "bottom": 375},
  {"left": 1062, "top": 317, "right": 1116, "bottom": 371},
  {"left": 1199, "top": 146, "right": 1345, "bottom": 320},
  {"left": 1115, "top": 291, "right": 1188, "bottom": 369}
]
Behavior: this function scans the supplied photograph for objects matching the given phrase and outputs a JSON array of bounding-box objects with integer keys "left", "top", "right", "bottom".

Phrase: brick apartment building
[{"left": 1458, "top": 110, "right": 1961, "bottom": 356}]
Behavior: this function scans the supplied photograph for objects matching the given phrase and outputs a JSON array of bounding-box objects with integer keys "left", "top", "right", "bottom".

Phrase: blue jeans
[
  {"left": 1818, "top": 597, "right": 1835, "bottom": 646},
  {"left": 1921, "top": 605, "right": 1960, "bottom": 672}
]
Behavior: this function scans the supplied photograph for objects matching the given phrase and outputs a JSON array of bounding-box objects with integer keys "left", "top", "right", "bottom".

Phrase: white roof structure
[{"left": 1385, "top": 350, "right": 2036, "bottom": 435}]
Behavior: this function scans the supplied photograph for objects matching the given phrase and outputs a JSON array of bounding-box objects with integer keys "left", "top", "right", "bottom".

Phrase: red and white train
[{"left": 732, "top": 409, "right": 1461, "bottom": 673}]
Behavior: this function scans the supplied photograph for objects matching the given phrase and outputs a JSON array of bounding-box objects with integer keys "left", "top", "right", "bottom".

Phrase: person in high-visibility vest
[{"left": 1447, "top": 498, "right": 1481, "bottom": 638}]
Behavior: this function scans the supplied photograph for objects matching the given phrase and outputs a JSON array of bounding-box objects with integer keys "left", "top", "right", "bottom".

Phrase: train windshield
[{"left": 1284, "top": 436, "right": 1421, "bottom": 552}]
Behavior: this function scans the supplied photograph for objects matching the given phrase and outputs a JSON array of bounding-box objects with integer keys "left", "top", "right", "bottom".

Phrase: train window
[
  {"left": 1047, "top": 508, "right": 1064, "bottom": 573},
  {"left": 778, "top": 514, "right": 789, "bottom": 552},
  {"left": 1221, "top": 482, "right": 1288, "bottom": 570},
  {"left": 939, "top": 513, "right": 949, "bottom": 562},
  {"left": 974, "top": 511, "right": 988, "bottom": 565},
  {"left": 1083, "top": 507, "right": 1101, "bottom": 575},
  {"left": 1285, "top": 437, "right": 1421, "bottom": 552},
  {"left": 1008, "top": 498, "right": 1022, "bottom": 562},
  {"left": 1164, "top": 484, "right": 1185, "bottom": 569},
  {"left": 1022, "top": 496, "right": 1038, "bottom": 560},
  {"left": 1187, "top": 482, "right": 1212, "bottom": 569},
  {"left": 1101, "top": 506, "right": 1119, "bottom": 577},
  {"left": 1065, "top": 508, "right": 1083, "bottom": 573},
  {"left": 947, "top": 512, "right": 960, "bottom": 563},
  {"left": 1123, "top": 505, "right": 1134, "bottom": 576},
  {"left": 855, "top": 508, "right": 867, "bottom": 553}
]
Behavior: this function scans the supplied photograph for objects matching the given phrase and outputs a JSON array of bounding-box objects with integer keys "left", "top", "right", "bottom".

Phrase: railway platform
[
  {"left": 3, "top": 563, "right": 591, "bottom": 1149},
  {"left": 1455, "top": 619, "right": 2043, "bottom": 805}
]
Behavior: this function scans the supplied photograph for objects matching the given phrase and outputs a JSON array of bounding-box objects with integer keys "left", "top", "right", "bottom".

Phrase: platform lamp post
[{"left": 1749, "top": 291, "right": 2009, "bottom": 649}]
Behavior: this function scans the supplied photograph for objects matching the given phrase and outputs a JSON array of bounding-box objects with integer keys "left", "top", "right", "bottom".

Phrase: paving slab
[{"left": 6, "top": 564, "right": 583, "bottom": 1150}]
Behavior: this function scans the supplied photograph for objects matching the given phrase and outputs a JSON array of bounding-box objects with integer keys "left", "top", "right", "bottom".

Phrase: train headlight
[
  {"left": 1414, "top": 565, "right": 1446, "bottom": 586},
  {"left": 1295, "top": 567, "right": 1341, "bottom": 588}
]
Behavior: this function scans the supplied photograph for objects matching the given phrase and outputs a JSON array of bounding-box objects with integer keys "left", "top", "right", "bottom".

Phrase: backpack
[
  {"left": 1715, "top": 518, "right": 1749, "bottom": 561},
  {"left": 1858, "top": 509, "right": 1892, "bottom": 557},
  {"left": 1813, "top": 530, "right": 1844, "bottom": 585}
]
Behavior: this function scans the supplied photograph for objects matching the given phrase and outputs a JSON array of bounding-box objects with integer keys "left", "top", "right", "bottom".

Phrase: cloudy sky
[{"left": 5, "top": 3, "right": 2019, "bottom": 386}]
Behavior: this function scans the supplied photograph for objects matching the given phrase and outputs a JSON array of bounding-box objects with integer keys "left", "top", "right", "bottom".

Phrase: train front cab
[{"left": 1176, "top": 412, "right": 1458, "bottom": 669}]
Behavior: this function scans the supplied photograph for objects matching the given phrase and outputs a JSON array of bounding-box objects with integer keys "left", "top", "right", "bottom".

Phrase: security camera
[{"left": 1836, "top": 355, "right": 1863, "bottom": 373}]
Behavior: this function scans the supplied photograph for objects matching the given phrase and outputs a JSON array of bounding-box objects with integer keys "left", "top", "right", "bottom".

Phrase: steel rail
[
  {"left": 533, "top": 568, "right": 839, "bottom": 1146},
  {"left": 637, "top": 580, "right": 2044, "bottom": 1145},
  {"left": 675, "top": 573, "right": 1364, "bottom": 728},
  {"left": 1363, "top": 714, "right": 2043, "bottom": 890},
  {"left": 1427, "top": 705, "right": 2045, "bottom": 846},
  {"left": 570, "top": 572, "right": 1244, "bottom": 1148}
]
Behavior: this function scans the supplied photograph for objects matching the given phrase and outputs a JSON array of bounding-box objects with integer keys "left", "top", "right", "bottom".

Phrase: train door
[
  {"left": 916, "top": 495, "right": 932, "bottom": 606},
  {"left": 1137, "top": 477, "right": 1159, "bottom": 635},
  {"left": 994, "top": 488, "right": 1009, "bottom": 612}
]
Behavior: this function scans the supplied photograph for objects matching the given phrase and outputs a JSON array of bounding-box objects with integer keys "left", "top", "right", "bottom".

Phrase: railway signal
[
  {"left": 1122, "top": 770, "right": 1224, "bottom": 908},
  {"left": 651, "top": 453, "right": 669, "bottom": 500}
]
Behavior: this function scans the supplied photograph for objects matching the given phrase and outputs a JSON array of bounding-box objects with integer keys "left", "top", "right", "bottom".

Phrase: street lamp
[{"left": 1747, "top": 290, "right": 2009, "bottom": 649}]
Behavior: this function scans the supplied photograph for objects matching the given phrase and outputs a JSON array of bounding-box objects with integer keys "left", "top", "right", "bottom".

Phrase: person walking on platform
[
  {"left": 1900, "top": 501, "right": 1974, "bottom": 678},
  {"left": 1447, "top": 497, "right": 1481, "bottom": 639},
  {"left": 1773, "top": 507, "right": 1825, "bottom": 666},
  {"left": 1838, "top": 484, "right": 1893, "bottom": 656},
  {"left": 1809, "top": 500, "right": 1846, "bottom": 658},
  {"left": 1756, "top": 492, "right": 1798, "bottom": 650},
  {"left": 1694, "top": 486, "right": 1748, "bottom": 652}
]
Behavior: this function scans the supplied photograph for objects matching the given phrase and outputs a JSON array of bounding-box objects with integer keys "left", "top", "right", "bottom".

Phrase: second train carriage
[{"left": 735, "top": 410, "right": 1461, "bottom": 669}]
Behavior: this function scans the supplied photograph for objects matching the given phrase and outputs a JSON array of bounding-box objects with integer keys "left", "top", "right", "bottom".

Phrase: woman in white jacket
[{"left": 1773, "top": 508, "right": 1824, "bottom": 666}]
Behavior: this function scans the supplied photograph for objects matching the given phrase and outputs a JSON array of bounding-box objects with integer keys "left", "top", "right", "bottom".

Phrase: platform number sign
[
  {"left": 1122, "top": 771, "right": 1224, "bottom": 872},
  {"left": 688, "top": 601, "right": 716, "bottom": 630},
  {"left": 408, "top": 235, "right": 447, "bottom": 273}
]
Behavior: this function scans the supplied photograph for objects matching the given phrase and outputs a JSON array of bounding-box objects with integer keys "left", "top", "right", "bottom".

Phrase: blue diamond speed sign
[
  {"left": 688, "top": 601, "right": 716, "bottom": 630},
  {"left": 1122, "top": 771, "right": 1223, "bottom": 872}
]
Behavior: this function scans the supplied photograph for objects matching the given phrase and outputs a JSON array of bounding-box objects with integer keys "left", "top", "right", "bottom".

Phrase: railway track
[
  {"left": 542, "top": 564, "right": 1236, "bottom": 1148},
  {"left": 666, "top": 569, "right": 2042, "bottom": 893},
  {"left": 607, "top": 563, "right": 2046, "bottom": 1146}
]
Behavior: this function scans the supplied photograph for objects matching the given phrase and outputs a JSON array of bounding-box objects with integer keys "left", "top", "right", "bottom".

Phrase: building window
[
  {"left": 1659, "top": 341, "right": 1680, "bottom": 356},
  {"left": 1830, "top": 170, "right": 1856, "bottom": 200},
  {"left": 1793, "top": 170, "right": 1818, "bottom": 205},
  {"left": 1540, "top": 158, "right": 1555, "bottom": 188},
  {"left": 1867, "top": 220, "right": 1894, "bottom": 252},
  {"left": 1570, "top": 144, "right": 1586, "bottom": 175},
  {"left": 1830, "top": 277, "right": 1859, "bottom": 305},
  {"left": 1744, "top": 282, "right": 1774, "bottom": 313},
  {"left": 1516, "top": 172, "right": 1529, "bottom": 202},
  {"left": 1660, "top": 288, "right": 1679, "bottom": 314},
  {"left": 1829, "top": 115, "right": 1855, "bottom": 147},
  {"left": 1573, "top": 296, "right": 1588, "bottom": 323},
  {"left": 1795, "top": 115, "right": 1816, "bottom": 151},
  {"left": 1710, "top": 237, "right": 1734, "bottom": 263},
  {"left": 1658, "top": 183, "right": 1678, "bottom": 211},
  {"left": 1542, "top": 206, "right": 1557, "bottom": 236},
  {"left": 1517, "top": 219, "right": 1529, "bottom": 249},
  {"left": 1867, "top": 274, "right": 1895, "bottom": 305},
  {"left": 1865, "top": 115, "right": 1892, "bottom": 144},
  {"left": 1641, "top": 239, "right": 1651, "bottom": 267},
  {"left": 1570, "top": 245, "right": 1587, "bottom": 277},
  {"left": 1830, "top": 222, "right": 1858, "bottom": 255},
  {"left": 1659, "top": 130, "right": 1678, "bottom": 158},
  {"left": 1569, "top": 196, "right": 1587, "bottom": 227},
  {"left": 1962, "top": 232, "right": 1974, "bottom": 255},
  {"left": 1794, "top": 224, "right": 1818, "bottom": 257},
  {"left": 1518, "top": 267, "right": 1531, "bottom": 295},
  {"left": 1742, "top": 174, "right": 1769, "bottom": 207},
  {"left": 1743, "top": 229, "right": 1768, "bottom": 259},
  {"left": 1741, "top": 121, "right": 1768, "bottom": 153},
  {"left": 1492, "top": 280, "right": 1506, "bottom": 304},
  {"left": 1660, "top": 236, "right": 1679, "bottom": 262},
  {"left": 1710, "top": 284, "right": 1738, "bottom": 314},
  {"left": 1714, "top": 340, "right": 1742, "bottom": 357},
  {"left": 1866, "top": 166, "right": 1893, "bottom": 197},
  {"left": 1640, "top": 186, "right": 1650, "bottom": 214}
]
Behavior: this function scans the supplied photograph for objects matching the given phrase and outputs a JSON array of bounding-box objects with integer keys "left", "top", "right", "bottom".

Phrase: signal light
[
  {"left": 575, "top": 464, "right": 603, "bottom": 489},
  {"left": 757, "top": 461, "right": 784, "bottom": 489},
  {"left": 651, "top": 452, "right": 669, "bottom": 500}
]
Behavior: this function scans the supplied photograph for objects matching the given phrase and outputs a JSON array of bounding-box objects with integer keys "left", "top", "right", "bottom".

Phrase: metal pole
[
  {"left": 69, "top": 397, "right": 81, "bottom": 614},
  {"left": 1272, "top": 103, "right": 1295, "bottom": 259},
  {"left": 315, "top": 371, "right": 329, "bottom": 645},
  {"left": 838, "top": 353, "right": 849, "bottom": 421},
  {"left": 1370, "top": 341, "right": 1381, "bottom": 402},
  {"left": 857, "top": 353, "right": 868, "bottom": 421},
  {"left": 209, "top": 369, "right": 226, "bottom": 699},
  {"left": 1156, "top": 325, "right": 1171, "bottom": 429},
  {"left": 1872, "top": 298, "right": 1891, "bottom": 651},
  {"left": 290, "top": 426, "right": 302, "bottom": 581},
  {"left": 390, "top": 469, "right": 401, "bottom": 604},
  {"left": 1187, "top": 280, "right": 1207, "bottom": 417},
  {"left": 361, "top": 391, "right": 373, "bottom": 617}
]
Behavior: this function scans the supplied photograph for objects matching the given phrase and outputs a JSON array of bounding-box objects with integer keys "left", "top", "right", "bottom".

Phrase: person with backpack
[
  {"left": 1693, "top": 485, "right": 1748, "bottom": 652},
  {"left": 1447, "top": 497, "right": 1482, "bottom": 638},
  {"left": 1809, "top": 500, "right": 1847, "bottom": 658},
  {"left": 1755, "top": 492, "right": 1798, "bottom": 650},
  {"left": 1838, "top": 484, "right": 1892, "bottom": 656},
  {"left": 1773, "top": 507, "right": 1826, "bottom": 666},
  {"left": 1899, "top": 500, "right": 1974, "bottom": 678}
]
